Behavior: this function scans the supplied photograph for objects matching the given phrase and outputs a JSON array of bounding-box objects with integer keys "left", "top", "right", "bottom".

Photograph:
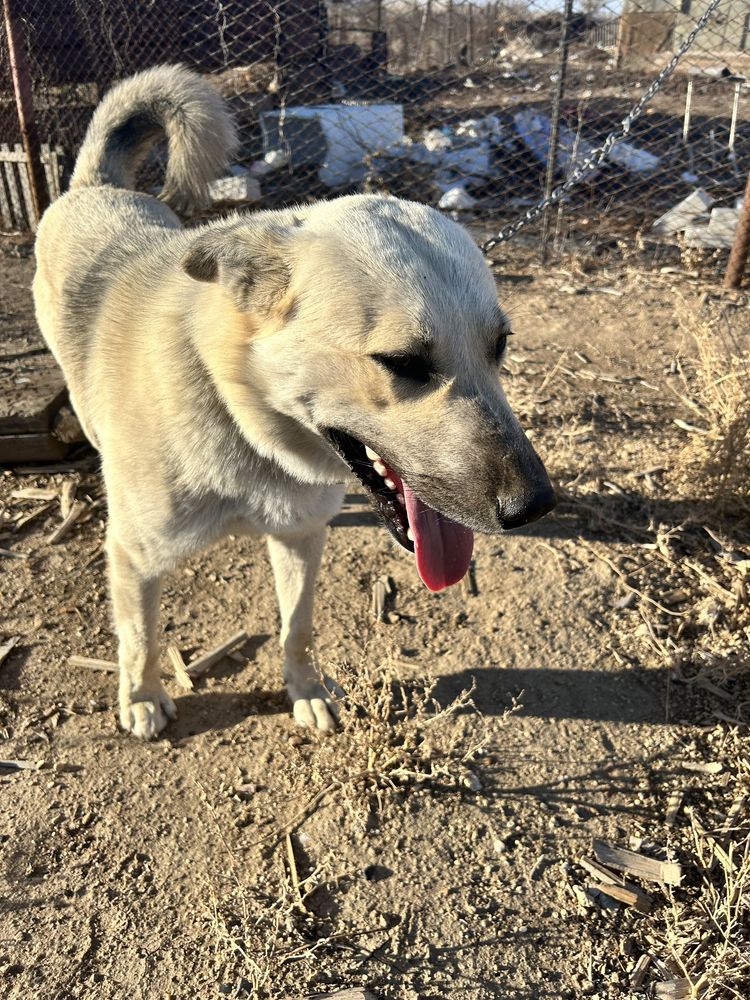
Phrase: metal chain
[{"left": 480, "top": 0, "right": 724, "bottom": 254}]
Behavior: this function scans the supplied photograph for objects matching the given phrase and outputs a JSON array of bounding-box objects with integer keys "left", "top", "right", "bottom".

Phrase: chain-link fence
[{"left": 0, "top": 0, "right": 748, "bottom": 257}]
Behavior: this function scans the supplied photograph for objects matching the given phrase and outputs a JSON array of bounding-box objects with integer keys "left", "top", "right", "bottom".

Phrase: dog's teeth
[
  {"left": 407, "top": 528, "right": 415, "bottom": 542},
  {"left": 397, "top": 493, "right": 405, "bottom": 506},
  {"left": 365, "top": 446, "right": 381, "bottom": 461},
  {"left": 373, "top": 461, "right": 387, "bottom": 476},
  {"left": 384, "top": 477, "right": 395, "bottom": 489}
]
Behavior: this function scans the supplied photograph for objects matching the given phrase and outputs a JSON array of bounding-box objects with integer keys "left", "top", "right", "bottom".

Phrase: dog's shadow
[
  {"left": 166, "top": 632, "right": 286, "bottom": 739},
  {"left": 168, "top": 686, "right": 289, "bottom": 739}
]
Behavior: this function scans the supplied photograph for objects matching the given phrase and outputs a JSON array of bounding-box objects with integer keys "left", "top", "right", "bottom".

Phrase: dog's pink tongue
[{"left": 402, "top": 483, "right": 474, "bottom": 591}]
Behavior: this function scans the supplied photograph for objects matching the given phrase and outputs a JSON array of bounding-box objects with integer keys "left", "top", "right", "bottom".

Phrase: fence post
[
  {"left": 723, "top": 171, "right": 750, "bottom": 289},
  {"left": 466, "top": 3, "right": 474, "bottom": 65},
  {"left": 540, "top": 0, "right": 574, "bottom": 263},
  {"left": 445, "top": 0, "right": 454, "bottom": 65},
  {"left": 2, "top": 0, "right": 48, "bottom": 226}
]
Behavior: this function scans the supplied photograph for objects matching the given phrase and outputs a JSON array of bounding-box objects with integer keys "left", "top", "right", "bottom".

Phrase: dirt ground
[{"left": 1, "top": 238, "right": 748, "bottom": 1000}]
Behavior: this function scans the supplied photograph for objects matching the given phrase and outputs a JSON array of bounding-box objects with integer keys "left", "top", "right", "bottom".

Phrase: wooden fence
[{"left": 0, "top": 142, "right": 64, "bottom": 231}]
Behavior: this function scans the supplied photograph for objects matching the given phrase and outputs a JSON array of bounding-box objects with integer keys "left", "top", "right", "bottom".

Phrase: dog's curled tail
[{"left": 69, "top": 64, "right": 237, "bottom": 214}]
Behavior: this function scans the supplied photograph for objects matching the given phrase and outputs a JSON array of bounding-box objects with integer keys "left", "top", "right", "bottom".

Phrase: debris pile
[{"left": 652, "top": 188, "right": 742, "bottom": 248}]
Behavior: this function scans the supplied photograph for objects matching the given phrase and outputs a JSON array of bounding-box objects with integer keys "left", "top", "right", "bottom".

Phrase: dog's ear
[{"left": 181, "top": 223, "right": 295, "bottom": 312}]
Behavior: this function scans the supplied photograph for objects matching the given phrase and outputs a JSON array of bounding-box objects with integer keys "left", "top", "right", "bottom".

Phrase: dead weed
[{"left": 672, "top": 296, "right": 750, "bottom": 521}]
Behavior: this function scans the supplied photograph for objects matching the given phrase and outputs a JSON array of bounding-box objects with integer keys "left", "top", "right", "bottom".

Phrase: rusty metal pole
[
  {"left": 540, "top": 0, "right": 573, "bottom": 263},
  {"left": 723, "top": 170, "right": 750, "bottom": 289},
  {"left": 2, "top": 0, "right": 49, "bottom": 226}
]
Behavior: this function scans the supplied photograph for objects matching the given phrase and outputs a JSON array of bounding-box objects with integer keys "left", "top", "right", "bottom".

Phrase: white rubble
[
  {"left": 209, "top": 168, "right": 261, "bottom": 205},
  {"left": 513, "top": 109, "right": 659, "bottom": 179},
  {"left": 260, "top": 103, "right": 404, "bottom": 187},
  {"left": 438, "top": 187, "right": 477, "bottom": 211},
  {"left": 707, "top": 207, "right": 740, "bottom": 247},
  {"left": 677, "top": 204, "right": 739, "bottom": 250},
  {"left": 652, "top": 188, "right": 714, "bottom": 236}
]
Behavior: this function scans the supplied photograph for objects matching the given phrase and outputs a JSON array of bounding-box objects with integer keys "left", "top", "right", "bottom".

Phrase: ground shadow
[
  {"left": 433, "top": 663, "right": 694, "bottom": 726},
  {"left": 330, "top": 492, "right": 379, "bottom": 529},
  {"left": 167, "top": 686, "right": 289, "bottom": 740}
]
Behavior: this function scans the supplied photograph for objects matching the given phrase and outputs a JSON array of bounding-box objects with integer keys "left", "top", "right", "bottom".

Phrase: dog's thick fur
[{"left": 34, "top": 65, "right": 554, "bottom": 739}]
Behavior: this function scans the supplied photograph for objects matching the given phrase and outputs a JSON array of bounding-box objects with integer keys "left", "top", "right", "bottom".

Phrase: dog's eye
[
  {"left": 372, "top": 353, "right": 433, "bottom": 385},
  {"left": 494, "top": 331, "right": 511, "bottom": 362}
]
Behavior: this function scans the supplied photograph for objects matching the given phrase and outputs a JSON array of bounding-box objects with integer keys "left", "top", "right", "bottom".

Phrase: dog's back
[{"left": 32, "top": 65, "right": 236, "bottom": 441}]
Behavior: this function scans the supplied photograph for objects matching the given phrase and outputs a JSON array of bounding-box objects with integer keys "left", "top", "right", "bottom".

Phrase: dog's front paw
[
  {"left": 119, "top": 688, "right": 177, "bottom": 739},
  {"left": 288, "top": 678, "right": 340, "bottom": 733}
]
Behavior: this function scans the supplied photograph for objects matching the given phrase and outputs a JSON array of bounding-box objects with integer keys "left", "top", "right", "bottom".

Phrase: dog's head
[{"left": 181, "top": 195, "right": 555, "bottom": 590}]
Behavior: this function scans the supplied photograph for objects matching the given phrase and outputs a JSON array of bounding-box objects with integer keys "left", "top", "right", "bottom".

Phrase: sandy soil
[{"left": 0, "top": 241, "right": 747, "bottom": 1000}]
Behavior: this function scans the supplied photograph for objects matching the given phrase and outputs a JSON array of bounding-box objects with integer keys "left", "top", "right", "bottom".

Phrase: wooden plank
[
  {"left": 186, "top": 630, "right": 248, "bottom": 679},
  {"left": 588, "top": 880, "right": 652, "bottom": 914},
  {"left": 593, "top": 839, "right": 682, "bottom": 887},
  {"left": 0, "top": 156, "right": 13, "bottom": 229},
  {"left": 68, "top": 655, "right": 117, "bottom": 674},
  {"left": 630, "top": 954, "right": 651, "bottom": 988},
  {"left": 13, "top": 142, "right": 35, "bottom": 227},
  {"left": 654, "top": 979, "right": 692, "bottom": 999},
  {"left": 0, "top": 142, "right": 25, "bottom": 229},
  {"left": 40, "top": 142, "right": 55, "bottom": 202},
  {"left": 166, "top": 645, "right": 194, "bottom": 691},
  {"left": 39, "top": 143, "right": 63, "bottom": 201},
  {"left": 48, "top": 146, "right": 62, "bottom": 199},
  {"left": 0, "top": 146, "right": 28, "bottom": 162},
  {"left": 0, "top": 358, "right": 67, "bottom": 434},
  {"left": 46, "top": 498, "right": 85, "bottom": 544},
  {"left": 0, "top": 432, "right": 69, "bottom": 464}
]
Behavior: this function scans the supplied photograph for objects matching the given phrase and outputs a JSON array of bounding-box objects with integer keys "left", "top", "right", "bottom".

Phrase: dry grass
[
  {"left": 672, "top": 297, "right": 750, "bottom": 522},
  {"left": 274, "top": 647, "right": 500, "bottom": 838},
  {"left": 663, "top": 748, "right": 750, "bottom": 1000},
  {"left": 198, "top": 647, "right": 498, "bottom": 998}
]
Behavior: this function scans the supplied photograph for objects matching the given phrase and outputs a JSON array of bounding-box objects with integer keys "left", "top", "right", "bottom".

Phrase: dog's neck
[{"left": 185, "top": 279, "right": 345, "bottom": 486}]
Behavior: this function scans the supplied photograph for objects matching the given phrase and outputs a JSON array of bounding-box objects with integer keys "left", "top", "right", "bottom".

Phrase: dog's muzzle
[{"left": 496, "top": 478, "right": 556, "bottom": 530}]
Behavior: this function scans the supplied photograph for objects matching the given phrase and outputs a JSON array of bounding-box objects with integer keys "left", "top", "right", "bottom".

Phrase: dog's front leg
[
  {"left": 266, "top": 528, "right": 337, "bottom": 732},
  {"left": 108, "top": 535, "right": 176, "bottom": 739}
]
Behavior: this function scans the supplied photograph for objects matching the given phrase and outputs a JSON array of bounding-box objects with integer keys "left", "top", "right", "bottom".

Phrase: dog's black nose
[{"left": 497, "top": 480, "right": 556, "bottom": 530}]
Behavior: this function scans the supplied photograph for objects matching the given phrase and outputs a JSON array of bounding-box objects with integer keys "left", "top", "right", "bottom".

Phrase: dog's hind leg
[
  {"left": 108, "top": 535, "right": 176, "bottom": 739},
  {"left": 266, "top": 527, "right": 337, "bottom": 732}
]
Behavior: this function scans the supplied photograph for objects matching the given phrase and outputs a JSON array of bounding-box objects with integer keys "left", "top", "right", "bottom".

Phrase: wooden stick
[
  {"left": 371, "top": 576, "right": 392, "bottom": 622},
  {"left": 630, "top": 954, "right": 651, "bottom": 989},
  {"left": 11, "top": 487, "right": 57, "bottom": 500},
  {"left": 69, "top": 654, "right": 179, "bottom": 683},
  {"left": 462, "top": 559, "right": 478, "bottom": 597},
  {"left": 14, "top": 500, "right": 54, "bottom": 530},
  {"left": 186, "top": 629, "right": 247, "bottom": 679},
  {"left": 588, "top": 880, "right": 652, "bottom": 914},
  {"left": 0, "top": 636, "right": 19, "bottom": 669},
  {"left": 654, "top": 979, "right": 692, "bottom": 999},
  {"left": 46, "top": 499, "right": 85, "bottom": 544},
  {"left": 60, "top": 480, "right": 76, "bottom": 519},
  {"left": 665, "top": 789, "right": 685, "bottom": 828},
  {"left": 286, "top": 991, "right": 378, "bottom": 1000},
  {"left": 68, "top": 655, "right": 117, "bottom": 674},
  {"left": 719, "top": 793, "right": 747, "bottom": 839},
  {"left": 166, "top": 645, "right": 194, "bottom": 691},
  {"left": 593, "top": 839, "right": 682, "bottom": 887},
  {"left": 0, "top": 758, "right": 43, "bottom": 771},
  {"left": 285, "top": 832, "right": 302, "bottom": 900},
  {"left": 578, "top": 856, "right": 625, "bottom": 885},
  {"left": 0, "top": 546, "right": 28, "bottom": 560}
]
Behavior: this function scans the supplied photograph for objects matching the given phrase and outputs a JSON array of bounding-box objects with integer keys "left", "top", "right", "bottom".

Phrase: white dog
[{"left": 33, "top": 65, "right": 555, "bottom": 739}]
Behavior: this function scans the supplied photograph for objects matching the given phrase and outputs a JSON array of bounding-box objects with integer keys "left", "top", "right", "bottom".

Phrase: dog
[{"left": 33, "top": 65, "right": 555, "bottom": 739}]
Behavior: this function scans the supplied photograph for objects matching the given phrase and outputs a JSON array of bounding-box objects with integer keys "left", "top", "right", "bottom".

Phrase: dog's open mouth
[{"left": 326, "top": 429, "right": 474, "bottom": 592}]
